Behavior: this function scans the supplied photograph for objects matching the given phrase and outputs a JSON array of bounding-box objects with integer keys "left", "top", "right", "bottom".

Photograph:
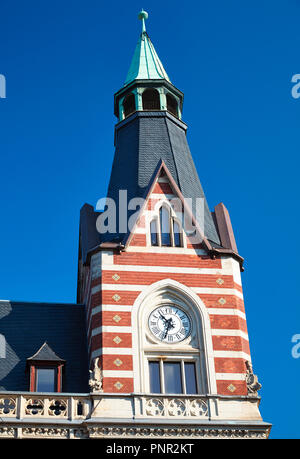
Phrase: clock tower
[{"left": 77, "top": 11, "right": 271, "bottom": 438}]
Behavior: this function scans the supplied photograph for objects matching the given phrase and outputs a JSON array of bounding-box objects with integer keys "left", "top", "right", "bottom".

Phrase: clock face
[{"left": 148, "top": 305, "right": 191, "bottom": 343}]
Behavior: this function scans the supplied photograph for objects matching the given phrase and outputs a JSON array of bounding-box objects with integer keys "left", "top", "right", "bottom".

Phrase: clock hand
[
  {"left": 163, "top": 318, "right": 175, "bottom": 339},
  {"left": 158, "top": 312, "right": 168, "bottom": 323}
]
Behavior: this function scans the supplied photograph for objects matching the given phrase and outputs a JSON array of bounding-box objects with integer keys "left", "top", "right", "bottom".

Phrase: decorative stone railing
[
  {"left": 0, "top": 393, "right": 91, "bottom": 420},
  {"left": 0, "top": 392, "right": 215, "bottom": 420},
  {"left": 140, "top": 395, "right": 210, "bottom": 418},
  {"left": 0, "top": 392, "right": 269, "bottom": 439}
]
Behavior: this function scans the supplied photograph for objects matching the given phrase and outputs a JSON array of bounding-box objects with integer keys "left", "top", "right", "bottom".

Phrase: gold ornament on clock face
[{"left": 148, "top": 305, "right": 191, "bottom": 343}]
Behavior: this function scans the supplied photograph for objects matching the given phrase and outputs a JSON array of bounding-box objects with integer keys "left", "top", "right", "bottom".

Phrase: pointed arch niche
[{"left": 131, "top": 279, "right": 217, "bottom": 395}]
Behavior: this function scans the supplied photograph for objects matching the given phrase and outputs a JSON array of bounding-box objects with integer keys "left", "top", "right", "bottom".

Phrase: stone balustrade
[
  {"left": 0, "top": 391, "right": 268, "bottom": 439},
  {"left": 0, "top": 393, "right": 91, "bottom": 420}
]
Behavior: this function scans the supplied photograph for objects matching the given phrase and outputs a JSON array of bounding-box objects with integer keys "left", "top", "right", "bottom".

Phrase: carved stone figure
[
  {"left": 245, "top": 361, "right": 261, "bottom": 396},
  {"left": 88, "top": 358, "right": 103, "bottom": 393}
]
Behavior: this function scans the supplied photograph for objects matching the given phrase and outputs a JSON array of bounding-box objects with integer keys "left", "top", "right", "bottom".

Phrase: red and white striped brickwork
[{"left": 83, "top": 172, "right": 250, "bottom": 396}]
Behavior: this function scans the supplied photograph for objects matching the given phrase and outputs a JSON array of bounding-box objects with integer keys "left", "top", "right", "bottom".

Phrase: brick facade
[{"left": 79, "top": 171, "right": 250, "bottom": 396}]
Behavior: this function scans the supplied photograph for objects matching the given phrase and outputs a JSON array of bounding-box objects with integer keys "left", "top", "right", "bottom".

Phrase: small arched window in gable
[
  {"left": 150, "top": 219, "right": 159, "bottom": 246},
  {"left": 150, "top": 205, "right": 183, "bottom": 247},
  {"left": 123, "top": 93, "right": 136, "bottom": 118},
  {"left": 173, "top": 219, "right": 182, "bottom": 247},
  {"left": 160, "top": 206, "right": 171, "bottom": 247},
  {"left": 166, "top": 93, "right": 178, "bottom": 117},
  {"left": 142, "top": 88, "right": 160, "bottom": 110}
]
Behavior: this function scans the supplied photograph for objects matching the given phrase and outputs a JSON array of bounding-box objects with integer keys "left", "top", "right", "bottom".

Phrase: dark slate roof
[
  {"left": 104, "top": 111, "right": 220, "bottom": 245},
  {"left": 0, "top": 301, "right": 89, "bottom": 393},
  {"left": 27, "top": 341, "right": 65, "bottom": 362},
  {"left": 79, "top": 203, "right": 101, "bottom": 263}
]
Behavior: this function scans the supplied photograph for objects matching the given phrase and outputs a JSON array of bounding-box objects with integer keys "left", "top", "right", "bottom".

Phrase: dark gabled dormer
[{"left": 26, "top": 342, "right": 65, "bottom": 393}]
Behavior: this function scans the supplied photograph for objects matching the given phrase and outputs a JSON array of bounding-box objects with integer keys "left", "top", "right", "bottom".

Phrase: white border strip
[
  {"left": 211, "top": 329, "right": 248, "bottom": 340},
  {"left": 103, "top": 265, "right": 231, "bottom": 275},
  {"left": 125, "top": 247, "right": 207, "bottom": 255},
  {"left": 100, "top": 283, "right": 243, "bottom": 299},
  {"left": 215, "top": 373, "right": 246, "bottom": 381},
  {"left": 213, "top": 350, "right": 250, "bottom": 360},
  {"left": 102, "top": 370, "right": 133, "bottom": 378},
  {"left": 91, "top": 326, "right": 132, "bottom": 336},
  {"left": 208, "top": 308, "right": 246, "bottom": 320},
  {"left": 90, "top": 348, "right": 133, "bottom": 355}
]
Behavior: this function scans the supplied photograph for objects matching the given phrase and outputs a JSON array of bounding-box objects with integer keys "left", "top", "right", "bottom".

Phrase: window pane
[
  {"left": 150, "top": 220, "right": 158, "bottom": 246},
  {"left": 36, "top": 368, "right": 56, "bottom": 392},
  {"left": 160, "top": 207, "right": 171, "bottom": 246},
  {"left": 164, "top": 362, "right": 182, "bottom": 394},
  {"left": 184, "top": 362, "right": 197, "bottom": 394},
  {"left": 173, "top": 221, "right": 181, "bottom": 247},
  {"left": 149, "top": 361, "right": 161, "bottom": 393}
]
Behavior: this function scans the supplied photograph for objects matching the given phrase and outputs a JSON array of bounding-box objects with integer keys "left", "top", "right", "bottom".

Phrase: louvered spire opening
[
  {"left": 166, "top": 93, "right": 178, "bottom": 117},
  {"left": 123, "top": 93, "right": 136, "bottom": 118},
  {"left": 142, "top": 88, "right": 161, "bottom": 110}
]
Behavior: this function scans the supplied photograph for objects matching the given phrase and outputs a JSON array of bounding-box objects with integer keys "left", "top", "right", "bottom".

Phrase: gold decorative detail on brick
[
  {"left": 113, "top": 314, "right": 121, "bottom": 323},
  {"left": 218, "top": 297, "right": 226, "bottom": 305},
  {"left": 112, "top": 273, "right": 120, "bottom": 282},
  {"left": 113, "top": 358, "right": 123, "bottom": 367},
  {"left": 112, "top": 294, "right": 121, "bottom": 302},
  {"left": 113, "top": 336, "right": 122, "bottom": 344},
  {"left": 216, "top": 278, "right": 224, "bottom": 285},
  {"left": 227, "top": 384, "right": 236, "bottom": 393},
  {"left": 114, "top": 381, "right": 124, "bottom": 390}
]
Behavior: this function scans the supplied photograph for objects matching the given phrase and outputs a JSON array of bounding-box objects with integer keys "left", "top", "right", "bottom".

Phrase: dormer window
[
  {"left": 150, "top": 205, "right": 183, "bottom": 247},
  {"left": 142, "top": 88, "right": 160, "bottom": 110},
  {"left": 36, "top": 368, "right": 57, "bottom": 392},
  {"left": 26, "top": 342, "right": 65, "bottom": 393}
]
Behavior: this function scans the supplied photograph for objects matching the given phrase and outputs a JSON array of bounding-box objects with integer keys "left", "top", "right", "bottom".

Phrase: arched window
[
  {"left": 173, "top": 220, "right": 182, "bottom": 247},
  {"left": 123, "top": 93, "right": 136, "bottom": 118},
  {"left": 150, "top": 219, "right": 158, "bottom": 246},
  {"left": 150, "top": 205, "right": 183, "bottom": 247},
  {"left": 159, "top": 206, "right": 171, "bottom": 246},
  {"left": 166, "top": 94, "right": 178, "bottom": 117},
  {"left": 142, "top": 88, "right": 160, "bottom": 110},
  {"left": 132, "top": 280, "right": 216, "bottom": 396}
]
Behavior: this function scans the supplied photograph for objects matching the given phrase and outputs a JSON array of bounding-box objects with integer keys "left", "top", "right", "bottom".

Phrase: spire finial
[{"left": 138, "top": 9, "right": 148, "bottom": 34}]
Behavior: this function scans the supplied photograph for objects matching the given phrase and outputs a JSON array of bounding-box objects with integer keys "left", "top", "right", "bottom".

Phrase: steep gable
[{"left": 125, "top": 161, "right": 212, "bottom": 253}]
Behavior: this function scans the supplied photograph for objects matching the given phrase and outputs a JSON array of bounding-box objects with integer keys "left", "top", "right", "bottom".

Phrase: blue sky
[{"left": 0, "top": 0, "right": 299, "bottom": 438}]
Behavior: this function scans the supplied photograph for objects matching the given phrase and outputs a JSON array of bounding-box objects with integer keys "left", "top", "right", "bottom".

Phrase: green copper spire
[{"left": 124, "top": 10, "right": 171, "bottom": 86}]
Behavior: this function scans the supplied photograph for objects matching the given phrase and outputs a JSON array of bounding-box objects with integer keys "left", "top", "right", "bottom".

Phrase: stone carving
[
  {"left": 0, "top": 398, "right": 16, "bottom": 416},
  {"left": 87, "top": 426, "right": 268, "bottom": 439},
  {"left": 245, "top": 361, "right": 262, "bottom": 396},
  {"left": 189, "top": 399, "right": 208, "bottom": 417},
  {"left": 144, "top": 397, "right": 208, "bottom": 418},
  {"left": 0, "top": 424, "right": 269, "bottom": 439},
  {"left": 167, "top": 399, "right": 186, "bottom": 416},
  {"left": 89, "top": 357, "right": 103, "bottom": 393},
  {"left": 22, "top": 427, "right": 68, "bottom": 438},
  {"left": 48, "top": 399, "right": 67, "bottom": 417},
  {"left": 25, "top": 399, "right": 44, "bottom": 416},
  {"left": 145, "top": 398, "right": 164, "bottom": 416}
]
